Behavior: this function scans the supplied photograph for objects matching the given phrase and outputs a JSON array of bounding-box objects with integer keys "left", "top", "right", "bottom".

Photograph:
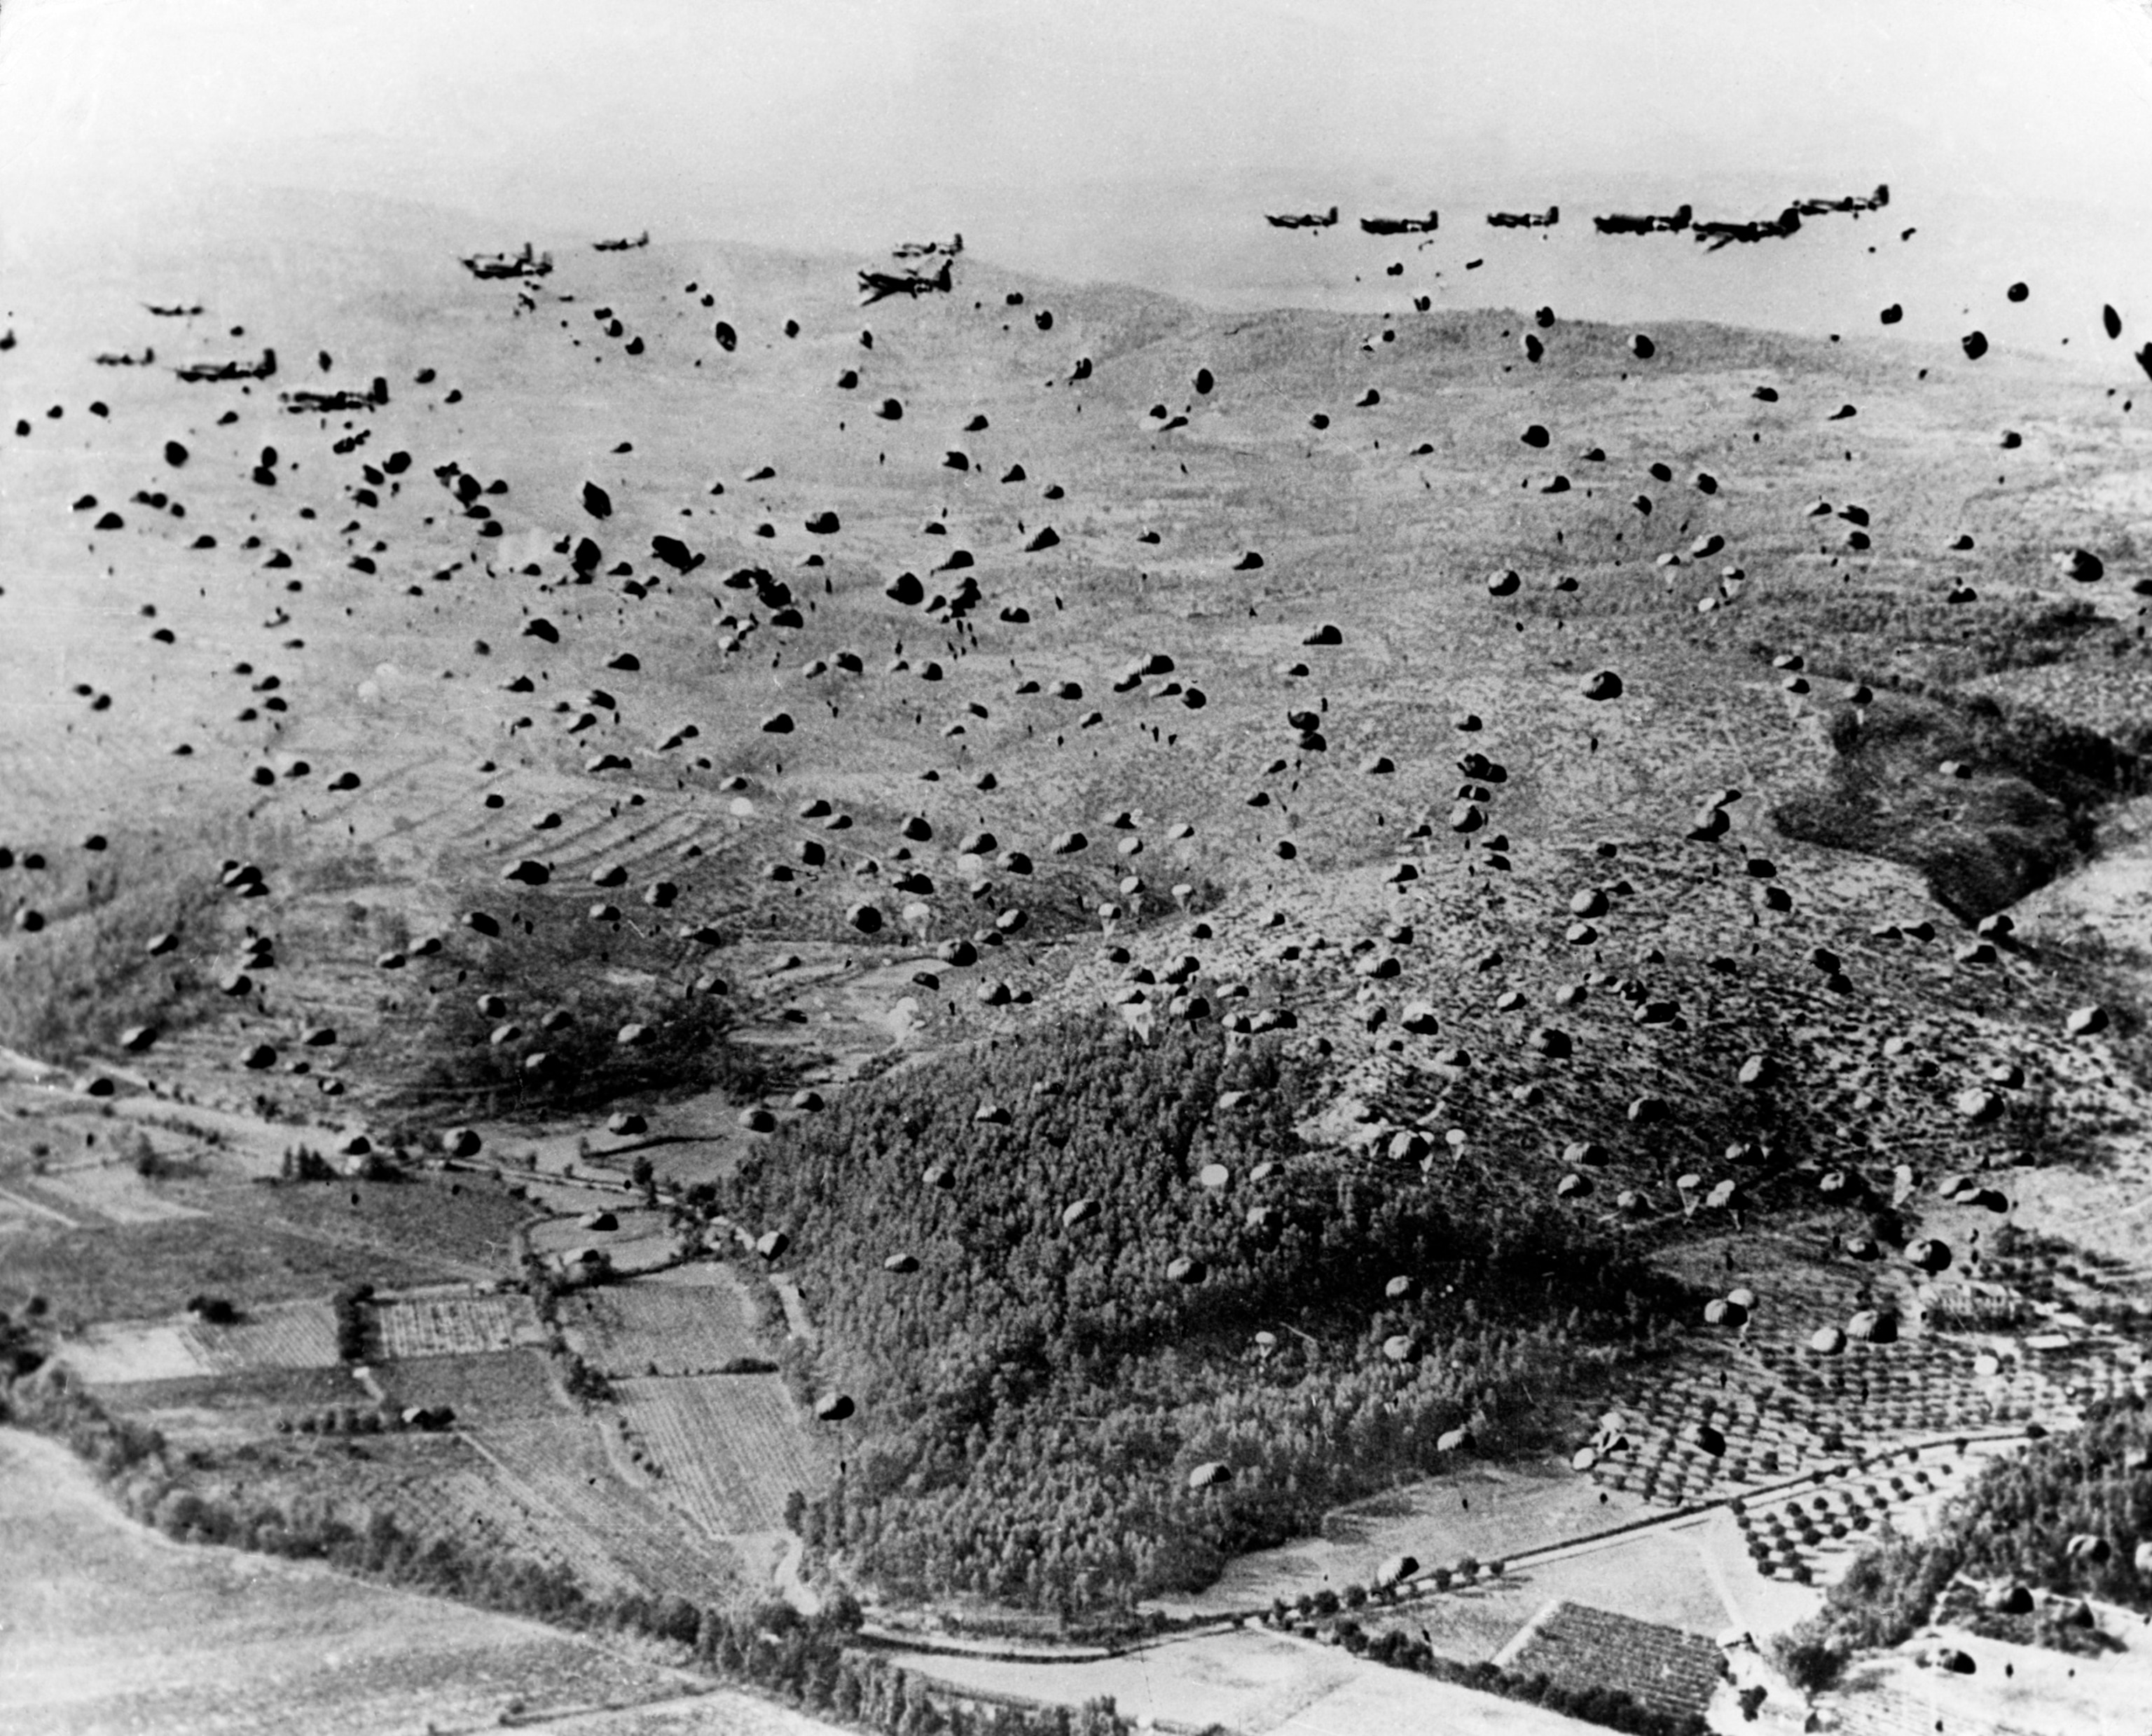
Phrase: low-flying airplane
[
  {"left": 1592, "top": 204, "right": 1692, "bottom": 235},
  {"left": 857, "top": 257, "right": 954, "bottom": 306},
  {"left": 892, "top": 233, "right": 963, "bottom": 260},
  {"left": 174, "top": 347, "right": 277, "bottom": 383},
  {"left": 1793, "top": 184, "right": 1889, "bottom": 216},
  {"left": 280, "top": 387, "right": 378, "bottom": 413},
  {"left": 144, "top": 302, "right": 202, "bottom": 317},
  {"left": 95, "top": 347, "right": 156, "bottom": 366},
  {"left": 1265, "top": 206, "right": 1339, "bottom": 230},
  {"left": 1694, "top": 207, "right": 1803, "bottom": 249},
  {"left": 592, "top": 230, "right": 649, "bottom": 252},
  {"left": 1360, "top": 211, "right": 1438, "bottom": 235},
  {"left": 1487, "top": 207, "right": 1558, "bottom": 229},
  {"left": 460, "top": 242, "right": 553, "bottom": 280}
]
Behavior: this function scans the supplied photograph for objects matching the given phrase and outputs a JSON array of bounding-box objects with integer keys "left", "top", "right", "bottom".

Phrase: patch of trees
[
  {"left": 731, "top": 1015, "right": 1691, "bottom": 1615},
  {"left": 1776, "top": 1394, "right": 2152, "bottom": 1686},
  {"left": 519, "top": 1251, "right": 616, "bottom": 1403},
  {"left": 331, "top": 1283, "right": 373, "bottom": 1362},
  {"left": 281, "top": 1144, "right": 338, "bottom": 1182},
  {"left": 1772, "top": 684, "right": 2144, "bottom": 921},
  {"left": 382, "top": 890, "right": 778, "bottom": 1127},
  {"left": 0, "top": 1304, "right": 47, "bottom": 1379}
]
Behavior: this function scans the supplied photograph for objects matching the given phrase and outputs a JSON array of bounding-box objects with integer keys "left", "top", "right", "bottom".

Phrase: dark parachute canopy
[{"left": 650, "top": 535, "right": 703, "bottom": 574}]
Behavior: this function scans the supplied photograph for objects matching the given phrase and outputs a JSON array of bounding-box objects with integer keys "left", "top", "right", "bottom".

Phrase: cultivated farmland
[
  {"left": 464, "top": 1413, "right": 745, "bottom": 1601},
  {"left": 616, "top": 1374, "right": 830, "bottom": 1536},
  {"left": 373, "top": 1288, "right": 534, "bottom": 1359},
  {"left": 180, "top": 1299, "right": 341, "bottom": 1372},
  {"left": 569, "top": 1267, "right": 768, "bottom": 1376},
  {"left": 0, "top": 1426, "right": 736, "bottom": 1736}
]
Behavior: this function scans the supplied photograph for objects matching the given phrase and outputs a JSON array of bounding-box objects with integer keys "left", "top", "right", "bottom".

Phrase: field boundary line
[{"left": 0, "top": 1183, "right": 82, "bottom": 1228}]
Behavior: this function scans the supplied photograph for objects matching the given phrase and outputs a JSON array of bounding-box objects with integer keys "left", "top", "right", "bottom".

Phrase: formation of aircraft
[{"left": 1271, "top": 186, "right": 1878, "bottom": 246}]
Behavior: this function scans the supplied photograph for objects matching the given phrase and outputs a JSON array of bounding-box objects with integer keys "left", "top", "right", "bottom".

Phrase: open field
[
  {"left": 55, "top": 1318, "right": 214, "bottom": 1384},
  {"left": 532, "top": 1207, "right": 684, "bottom": 1277},
  {"left": 567, "top": 1265, "right": 771, "bottom": 1375},
  {"left": 0, "top": 1426, "right": 704, "bottom": 1736},
  {"left": 1175, "top": 1462, "right": 1653, "bottom": 1618},
  {"left": 895, "top": 1627, "right": 1622, "bottom": 1736},
  {"left": 25, "top": 1161, "right": 208, "bottom": 1226},
  {"left": 0, "top": 1210, "right": 460, "bottom": 1325},
  {"left": 373, "top": 1345, "right": 562, "bottom": 1419},
  {"left": 95, "top": 1363, "right": 377, "bottom": 1438}
]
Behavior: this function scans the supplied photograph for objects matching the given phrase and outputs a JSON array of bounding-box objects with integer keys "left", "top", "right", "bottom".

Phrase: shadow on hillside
[{"left": 1772, "top": 687, "right": 2144, "bottom": 922}]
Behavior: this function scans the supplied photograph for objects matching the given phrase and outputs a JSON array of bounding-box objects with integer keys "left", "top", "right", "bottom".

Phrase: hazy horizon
[{"left": 5, "top": 0, "right": 2152, "bottom": 344}]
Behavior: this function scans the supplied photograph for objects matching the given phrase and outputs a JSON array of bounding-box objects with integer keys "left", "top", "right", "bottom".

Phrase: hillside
[{"left": 5, "top": 195, "right": 2152, "bottom": 1716}]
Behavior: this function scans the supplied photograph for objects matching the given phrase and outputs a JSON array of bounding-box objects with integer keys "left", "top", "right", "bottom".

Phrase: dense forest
[
  {"left": 1776, "top": 1394, "right": 2152, "bottom": 1688},
  {"left": 731, "top": 1015, "right": 1693, "bottom": 1615}
]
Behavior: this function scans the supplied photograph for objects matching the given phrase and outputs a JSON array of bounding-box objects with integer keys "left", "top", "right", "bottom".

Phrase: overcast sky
[{"left": 4, "top": 0, "right": 2151, "bottom": 338}]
